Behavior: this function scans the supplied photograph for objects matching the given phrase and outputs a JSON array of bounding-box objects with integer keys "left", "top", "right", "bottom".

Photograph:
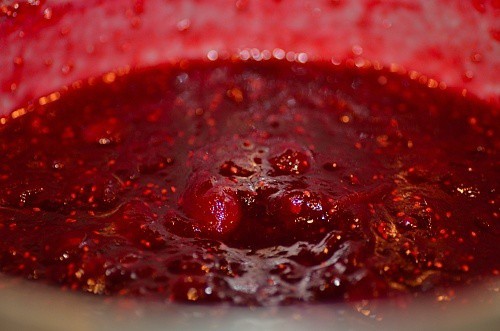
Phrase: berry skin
[
  {"left": 269, "top": 189, "right": 334, "bottom": 233},
  {"left": 181, "top": 173, "right": 242, "bottom": 237}
]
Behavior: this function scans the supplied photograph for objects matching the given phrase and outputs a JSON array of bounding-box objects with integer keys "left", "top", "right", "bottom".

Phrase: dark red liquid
[{"left": 0, "top": 59, "right": 498, "bottom": 305}]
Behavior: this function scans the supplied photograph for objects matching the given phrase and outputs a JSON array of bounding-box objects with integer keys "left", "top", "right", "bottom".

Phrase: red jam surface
[{"left": 0, "top": 60, "right": 498, "bottom": 305}]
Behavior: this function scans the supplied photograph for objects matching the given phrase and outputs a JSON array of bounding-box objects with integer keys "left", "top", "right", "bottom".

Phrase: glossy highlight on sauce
[{"left": 0, "top": 59, "right": 498, "bottom": 305}]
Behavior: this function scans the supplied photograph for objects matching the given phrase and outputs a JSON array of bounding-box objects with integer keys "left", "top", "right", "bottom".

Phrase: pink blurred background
[{"left": 1, "top": 0, "right": 499, "bottom": 115}]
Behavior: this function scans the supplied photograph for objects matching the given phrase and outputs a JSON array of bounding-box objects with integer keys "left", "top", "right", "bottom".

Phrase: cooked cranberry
[
  {"left": 181, "top": 173, "right": 242, "bottom": 237},
  {"left": 269, "top": 189, "right": 334, "bottom": 233},
  {"left": 269, "top": 149, "right": 310, "bottom": 175}
]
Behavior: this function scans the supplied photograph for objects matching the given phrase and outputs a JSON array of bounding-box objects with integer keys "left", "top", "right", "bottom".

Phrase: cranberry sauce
[{"left": 0, "top": 60, "right": 498, "bottom": 305}]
